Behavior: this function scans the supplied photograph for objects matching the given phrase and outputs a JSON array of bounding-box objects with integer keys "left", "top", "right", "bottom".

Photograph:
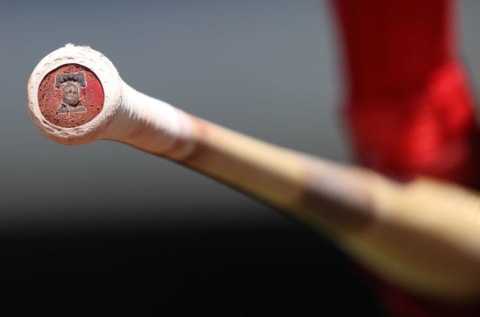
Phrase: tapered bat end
[{"left": 27, "top": 44, "right": 122, "bottom": 145}]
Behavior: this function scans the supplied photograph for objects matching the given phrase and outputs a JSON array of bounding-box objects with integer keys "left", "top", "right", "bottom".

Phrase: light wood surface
[{"left": 28, "top": 44, "right": 480, "bottom": 306}]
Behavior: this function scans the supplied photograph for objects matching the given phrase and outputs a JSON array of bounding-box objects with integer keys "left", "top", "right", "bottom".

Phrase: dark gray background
[
  {"left": 0, "top": 0, "right": 479, "bottom": 230},
  {"left": 1, "top": 2, "right": 478, "bottom": 315}
]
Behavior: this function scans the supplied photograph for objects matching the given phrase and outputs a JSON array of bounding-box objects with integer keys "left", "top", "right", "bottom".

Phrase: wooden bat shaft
[{"left": 27, "top": 44, "right": 480, "bottom": 305}]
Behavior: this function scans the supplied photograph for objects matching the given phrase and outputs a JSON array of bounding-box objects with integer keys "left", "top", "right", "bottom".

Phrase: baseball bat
[{"left": 27, "top": 44, "right": 480, "bottom": 305}]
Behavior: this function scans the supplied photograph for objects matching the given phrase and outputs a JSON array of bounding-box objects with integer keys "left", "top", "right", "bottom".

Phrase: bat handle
[{"left": 100, "top": 81, "right": 196, "bottom": 158}]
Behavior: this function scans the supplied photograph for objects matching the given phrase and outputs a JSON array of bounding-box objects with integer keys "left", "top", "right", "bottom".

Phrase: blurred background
[{"left": 0, "top": 0, "right": 479, "bottom": 315}]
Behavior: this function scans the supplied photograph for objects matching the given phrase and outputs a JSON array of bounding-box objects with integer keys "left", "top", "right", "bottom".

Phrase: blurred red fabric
[
  {"left": 331, "top": 0, "right": 480, "bottom": 316},
  {"left": 332, "top": 0, "right": 479, "bottom": 187}
]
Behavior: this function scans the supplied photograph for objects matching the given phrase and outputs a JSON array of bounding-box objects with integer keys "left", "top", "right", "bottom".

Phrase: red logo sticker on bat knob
[{"left": 38, "top": 64, "right": 104, "bottom": 128}]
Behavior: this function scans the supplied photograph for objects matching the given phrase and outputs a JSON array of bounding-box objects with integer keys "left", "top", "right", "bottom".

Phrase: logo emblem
[
  {"left": 37, "top": 64, "right": 105, "bottom": 128},
  {"left": 55, "top": 72, "right": 87, "bottom": 113}
]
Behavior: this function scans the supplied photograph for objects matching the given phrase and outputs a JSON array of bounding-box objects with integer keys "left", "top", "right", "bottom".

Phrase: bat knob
[{"left": 27, "top": 44, "right": 122, "bottom": 145}]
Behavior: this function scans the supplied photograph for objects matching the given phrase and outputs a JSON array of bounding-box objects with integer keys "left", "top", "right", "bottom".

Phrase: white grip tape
[{"left": 27, "top": 44, "right": 192, "bottom": 155}]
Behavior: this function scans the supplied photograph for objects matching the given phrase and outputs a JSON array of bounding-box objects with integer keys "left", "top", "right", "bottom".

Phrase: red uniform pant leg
[
  {"left": 331, "top": 1, "right": 480, "bottom": 316},
  {"left": 332, "top": 0, "right": 478, "bottom": 186}
]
